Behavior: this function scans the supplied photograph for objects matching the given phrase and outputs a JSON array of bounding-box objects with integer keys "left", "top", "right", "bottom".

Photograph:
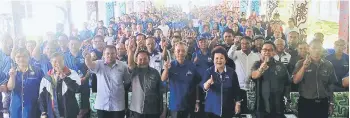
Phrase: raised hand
[
  {"left": 163, "top": 59, "right": 171, "bottom": 70},
  {"left": 9, "top": 67, "right": 16, "bottom": 78},
  {"left": 204, "top": 75, "right": 214, "bottom": 90},
  {"left": 207, "top": 75, "right": 214, "bottom": 85},
  {"left": 259, "top": 56, "right": 269, "bottom": 71},
  {"left": 82, "top": 48, "right": 90, "bottom": 59},
  {"left": 303, "top": 55, "right": 311, "bottom": 67},
  {"left": 193, "top": 53, "right": 199, "bottom": 63},
  {"left": 128, "top": 39, "right": 136, "bottom": 53}
]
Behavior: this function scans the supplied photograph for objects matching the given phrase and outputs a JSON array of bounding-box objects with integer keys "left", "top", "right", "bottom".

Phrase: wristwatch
[{"left": 196, "top": 100, "right": 200, "bottom": 103}]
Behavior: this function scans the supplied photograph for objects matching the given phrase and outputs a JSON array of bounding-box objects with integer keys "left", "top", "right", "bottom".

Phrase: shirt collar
[
  {"left": 150, "top": 50, "right": 159, "bottom": 56},
  {"left": 240, "top": 50, "right": 253, "bottom": 55},
  {"left": 214, "top": 66, "right": 227, "bottom": 73},
  {"left": 117, "top": 55, "right": 127, "bottom": 61},
  {"left": 47, "top": 66, "right": 71, "bottom": 76},
  {"left": 174, "top": 60, "right": 187, "bottom": 67},
  {"left": 277, "top": 51, "right": 287, "bottom": 56},
  {"left": 16, "top": 65, "right": 33, "bottom": 72}
]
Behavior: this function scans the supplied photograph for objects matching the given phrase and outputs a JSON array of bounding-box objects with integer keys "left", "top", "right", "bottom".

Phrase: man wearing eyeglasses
[{"left": 251, "top": 41, "right": 291, "bottom": 118}]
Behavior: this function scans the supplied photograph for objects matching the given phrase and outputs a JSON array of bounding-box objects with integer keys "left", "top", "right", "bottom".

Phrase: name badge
[
  {"left": 29, "top": 71, "right": 35, "bottom": 76},
  {"left": 27, "top": 77, "right": 36, "bottom": 80},
  {"left": 80, "top": 58, "right": 85, "bottom": 63},
  {"left": 225, "top": 75, "right": 229, "bottom": 79},
  {"left": 208, "top": 57, "right": 212, "bottom": 62},
  {"left": 186, "top": 70, "right": 193, "bottom": 76},
  {"left": 306, "top": 69, "right": 312, "bottom": 72}
]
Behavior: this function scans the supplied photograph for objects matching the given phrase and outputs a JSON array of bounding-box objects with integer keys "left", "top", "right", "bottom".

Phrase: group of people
[{"left": 0, "top": 5, "right": 348, "bottom": 118}]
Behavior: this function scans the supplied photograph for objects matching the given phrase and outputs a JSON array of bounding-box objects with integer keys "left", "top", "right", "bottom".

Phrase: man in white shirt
[
  {"left": 274, "top": 38, "right": 291, "bottom": 66},
  {"left": 158, "top": 20, "right": 169, "bottom": 37},
  {"left": 228, "top": 36, "right": 260, "bottom": 114},
  {"left": 84, "top": 45, "right": 131, "bottom": 118}
]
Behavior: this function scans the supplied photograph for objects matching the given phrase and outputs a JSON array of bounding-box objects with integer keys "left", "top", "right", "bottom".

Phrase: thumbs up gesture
[
  {"left": 163, "top": 59, "right": 171, "bottom": 70},
  {"left": 9, "top": 67, "right": 16, "bottom": 78},
  {"left": 303, "top": 55, "right": 311, "bottom": 68},
  {"left": 193, "top": 54, "right": 199, "bottom": 63},
  {"left": 208, "top": 75, "right": 214, "bottom": 85},
  {"left": 204, "top": 75, "right": 214, "bottom": 90}
]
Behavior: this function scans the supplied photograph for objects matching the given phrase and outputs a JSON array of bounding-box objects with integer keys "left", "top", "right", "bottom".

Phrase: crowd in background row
[{"left": 0, "top": 5, "right": 348, "bottom": 118}]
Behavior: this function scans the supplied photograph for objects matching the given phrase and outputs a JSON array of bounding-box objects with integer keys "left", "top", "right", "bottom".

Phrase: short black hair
[
  {"left": 211, "top": 46, "right": 229, "bottom": 61},
  {"left": 263, "top": 41, "right": 276, "bottom": 50},
  {"left": 94, "top": 35, "right": 104, "bottom": 41},
  {"left": 69, "top": 36, "right": 80, "bottom": 41},
  {"left": 14, "top": 48, "right": 30, "bottom": 58},
  {"left": 297, "top": 41, "right": 308, "bottom": 47},
  {"left": 49, "top": 52, "right": 64, "bottom": 60},
  {"left": 103, "top": 45, "right": 117, "bottom": 52},
  {"left": 309, "top": 39, "right": 323, "bottom": 47},
  {"left": 136, "top": 33, "right": 146, "bottom": 39},
  {"left": 241, "top": 36, "right": 253, "bottom": 43},
  {"left": 58, "top": 34, "right": 68, "bottom": 40},
  {"left": 223, "top": 29, "right": 234, "bottom": 36},
  {"left": 136, "top": 50, "right": 150, "bottom": 58},
  {"left": 254, "top": 35, "right": 265, "bottom": 40}
]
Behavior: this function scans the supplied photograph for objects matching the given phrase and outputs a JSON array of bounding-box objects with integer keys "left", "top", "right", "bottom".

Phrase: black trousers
[
  {"left": 298, "top": 96, "right": 329, "bottom": 118},
  {"left": 255, "top": 111, "right": 285, "bottom": 118},
  {"left": 239, "top": 89, "right": 249, "bottom": 114},
  {"left": 130, "top": 111, "right": 160, "bottom": 118},
  {"left": 205, "top": 112, "right": 233, "bottom": 118},
  {"left": 171, "top": 111, "right": 189, "bottom": 118},
  {"left": 97, "top": 110, "right": 125, "bottom": 118}
]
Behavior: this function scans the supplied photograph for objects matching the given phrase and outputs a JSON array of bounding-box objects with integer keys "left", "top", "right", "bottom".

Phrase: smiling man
[
  {"left": 84, "top": 45, "right": 130, "bottom": 118},
  {"left": 293, "top": 39, "right": 337, "bottom": 118},
  {"left": 251, "top": 41, "right": 291, "bottom": 118}
]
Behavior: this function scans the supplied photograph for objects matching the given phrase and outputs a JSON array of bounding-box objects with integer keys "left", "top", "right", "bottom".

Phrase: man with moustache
[
  {"left": 293, "top": 40, "right": 337, "bottom": 118},
  {"left": 84, "top": 45, "right": 130, "bottom": 118},
  {"left": 91, "top": 35, "right": 106, "bottom": 59},
  {"left": 116, "top": 43, "right": 128, "bottom": 63},
  {"left": 273, "top": 39, "right": 291, "bottom": 66},
  {"left": 145, "top": 37, "right": 163, "bottom": 74},
  {"left": 285, "top": 30, "right": 300, "bottom": 57},
  {"left": 221, "top": 29, "right": 237, "bottom": 69},
  {"left": 252, "top": 35, "right": 264, "bottom": 54},
  {"left": 161, "top": 42, "right": 201, "bottom": 118},
  {"left": 127, "top": 38, "right": 163, "bottom": 118},
  {"left": 228, "top": 36, "right": 260, "bottom": 114},
  {"left": 251, "top": 42, "right": 291, "bottom": 118},
  {"left": 288, "top": 42, "right": 308, "bottom": 92}
]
